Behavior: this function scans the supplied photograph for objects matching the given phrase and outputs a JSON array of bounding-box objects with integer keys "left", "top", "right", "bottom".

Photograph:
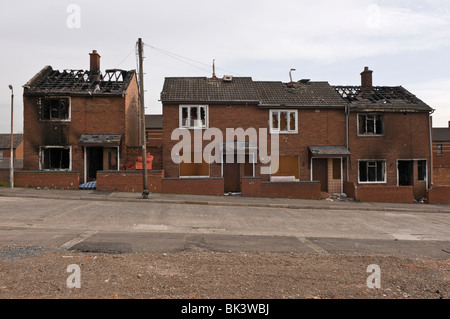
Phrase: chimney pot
[
  {"left": 89, "top": 50, "right": 101, "bottom": 74},
  {"left": 361, "top": 66, "right": 373, "bottom": 89}
]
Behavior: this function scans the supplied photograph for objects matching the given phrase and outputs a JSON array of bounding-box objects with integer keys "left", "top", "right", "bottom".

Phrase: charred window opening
[
  {"left": 40, "top": 147, "right": 71, "bottom": 171},
  {"left": 41, "top": 98, "right": 70, "bottom": 121},
  {"left": 358, "top": 114, "right": 384, "bottom": 135},
  {"left": 359, "top": 160, "right": 385, "bottom": 183},
  {"left": 417, "top": 160, "right": 426, "bottom": 181}
]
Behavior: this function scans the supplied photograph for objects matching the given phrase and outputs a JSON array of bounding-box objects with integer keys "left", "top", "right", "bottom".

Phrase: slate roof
[
  {"left": 78, "top": 134, "right": 122, "bottom": 147},
  {"left": 308, "top": 145, "right": 350, "bottom": 158},
  {"left": 0, "top": 134, "right": 23, "bottom": 149},
  {"left": 23, "top": 66, "right": 136, "bottom": 96},
  {"left": 333, "top": 86, "right": 433, "bottom": 112},
  {"left": 433, "top": 127, "right": 450, "bottom": 142},
  {"left": 160, "top": 77, "right": 347, "bottom": 108}
]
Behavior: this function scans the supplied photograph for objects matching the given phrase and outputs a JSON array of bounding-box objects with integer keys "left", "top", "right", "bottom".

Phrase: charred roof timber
[{"left": 23, "top": 51, "right": 136, "bottom": 97}]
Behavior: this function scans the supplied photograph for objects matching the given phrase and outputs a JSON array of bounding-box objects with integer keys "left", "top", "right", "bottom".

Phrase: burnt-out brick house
[
  {"left": 20, "top": 50, "right": 141, "bottom": 188},
  {"left": 334, "top": 67, "right": 434, "bottom": 202},
  {"left": 159, "top": 67, "right": 437, "bottom": 202}
]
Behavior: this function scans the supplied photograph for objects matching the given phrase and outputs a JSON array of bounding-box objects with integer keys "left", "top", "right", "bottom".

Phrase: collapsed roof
[{"left": 23, "top": 66, "right": 136, "bottom": 97}]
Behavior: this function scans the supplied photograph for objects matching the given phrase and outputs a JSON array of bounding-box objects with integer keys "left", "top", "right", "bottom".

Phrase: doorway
[
  {"left": 398, "top": 160, "right": 413, "bottom": 186},
  {"left": 87, "top": 147, "right": 103, "bottom": 181},
  {"left": 312, "top": 158, "right": 328, "bottom": 192}
]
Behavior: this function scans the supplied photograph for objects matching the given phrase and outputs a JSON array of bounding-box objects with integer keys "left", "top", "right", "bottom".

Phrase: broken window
[
  {"left": 359, "top": 160, "right": 385, "bottom": 183},
  {"left": 40, "top": 146, "right": 71, "bottom": 171},
  {"left": 270, "top": 110, "right": 297, "bottom": 133},
  {"left": 180, "top": 105, "right": 207, "bottom": 128},
  {"left": 41, "top": 98, "right": 70, "bottom": 121},
  {"left": 358, "top": 114, "right": 384, "bottom": 135},
  {"left": 418, "top": 160, "right": 426, "bottom": 181}
]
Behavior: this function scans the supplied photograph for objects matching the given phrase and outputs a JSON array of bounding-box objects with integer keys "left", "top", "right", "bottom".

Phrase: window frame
[
  {"left": 39, "top": 146, "right": 72, "bottom": 171},
  {"left": 357, "top": 113, "right": 384, "bottom": 136},
  {"left": 417, "top": 159, "right": 427, "bottom": 182},
  {"left": 358, "top": 159, "right": 386, "bottom": 184},
  {"left": 269, "top": 109, "right": 298, "bottom": 134},
  {"left": 179, "top": 105, "right": 208, "bottom": 129},
  {"left": 40, "top": 97, "right": 71, "bottom": 122}
]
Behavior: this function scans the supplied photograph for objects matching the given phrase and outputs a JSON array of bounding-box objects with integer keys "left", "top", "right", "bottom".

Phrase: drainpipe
[
  {"left": 428, "top": 109, "right": 434, "bottom": 189},
  {"left": 345, "top": 105, "right": 349, "bottom": 182}
]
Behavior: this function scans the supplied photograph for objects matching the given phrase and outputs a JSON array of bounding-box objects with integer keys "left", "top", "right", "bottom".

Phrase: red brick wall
[
  {"left": 162, "top": 178, "right": 224, "bottom": 196},
  {"left": 241, "top": 177, "right": 262, "bottom": 197},
  {"left": 427, "top": 186, "right": 450, "bottom": 204},
  {"left": 96, "top": 170, "right": 163, "bottom": 193},
  {"left": 433, "top": 167, "right": 450, "bottom": 186},
  {"left": 433, "top": 141, "right": 450, "bottom": 185},
  {"left": 242, "top": 176, "right": 320, "bottom": 199},
  {"left": 348, "top": 112, "right": 431, "bottom": 197},
  {"left": 343, "top": 181, "right": 356, "bottom": 199},
  {"left": 162, "top": 103, "right": 346, "bottom": 180},
  {"left": 14, "top": 171, "right": 80, "bottom": 190},
  {"left": 356, "top": 185, "right": 414, "bottom": 203},
  {"left": 260, "top": 181, "right": 321, "bottom": 200}
]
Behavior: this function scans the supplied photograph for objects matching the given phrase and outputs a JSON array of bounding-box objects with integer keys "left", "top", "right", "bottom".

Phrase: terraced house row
[{"left": 16, "top": 50, "right": 449, "bottom": 204}]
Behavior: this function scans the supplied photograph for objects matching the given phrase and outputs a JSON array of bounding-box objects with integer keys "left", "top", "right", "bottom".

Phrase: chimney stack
[
  {"left": 361, "top": 66, "right": 373, "bottom": 90},
  {"left": 89, "top": 50, "right": 101, "bottom": 74}
]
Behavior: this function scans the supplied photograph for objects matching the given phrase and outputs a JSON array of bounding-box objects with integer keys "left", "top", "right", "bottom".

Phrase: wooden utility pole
[
  {"left": 138, "top": 38, "right": 149, "bottom": 198},
  {"left": 9, "top": 85, "right": 14, "bottom": 188}
]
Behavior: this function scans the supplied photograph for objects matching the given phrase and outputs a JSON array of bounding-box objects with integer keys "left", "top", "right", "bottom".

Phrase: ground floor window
[
  {"left": 271, "top": 156, "right": 299, "bottom": 179},
  {"left": 40, "top": 146, "right": 71, "bottom": 171},
  {"left": 179, "top": 152, "right": 209, "bottom": 177},
  {"left": 359, "top": 160, "right": 385, "bottom": 183},
  {"left": 417, "top": 160, "right": 427, "bottom": 181}
]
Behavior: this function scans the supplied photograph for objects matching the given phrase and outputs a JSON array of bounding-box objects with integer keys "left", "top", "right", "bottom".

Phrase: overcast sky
[{"left": 1, "top": 0, "right": 449, "bottom": 133}]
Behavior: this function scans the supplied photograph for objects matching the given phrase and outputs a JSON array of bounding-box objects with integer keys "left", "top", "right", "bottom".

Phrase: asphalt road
[{"left": 0, "top": 196, "right": 449, "bottom": 258}]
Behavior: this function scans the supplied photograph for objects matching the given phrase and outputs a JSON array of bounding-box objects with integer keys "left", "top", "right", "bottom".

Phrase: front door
[
  {"left": 223, "top": 154, "right": 241, "bottom": 193},
  {"left": 313, "top": 158, "right": 328, "bottom": 192}
]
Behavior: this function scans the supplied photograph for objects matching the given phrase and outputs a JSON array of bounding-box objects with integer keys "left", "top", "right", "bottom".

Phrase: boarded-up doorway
[{"left": 313, "top": 158, "right": 328, "bottom": 192}]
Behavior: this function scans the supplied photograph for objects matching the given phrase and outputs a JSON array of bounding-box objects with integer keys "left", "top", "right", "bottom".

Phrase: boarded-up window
[
  {"left": 180, "top": 152, "right": 209, "bottom": 177},
  {"left": 333, "top": 158, "right": 341, "bottom": 179},
  {"left": 271, "top": 156, "right": 299, "bottom": 179}
]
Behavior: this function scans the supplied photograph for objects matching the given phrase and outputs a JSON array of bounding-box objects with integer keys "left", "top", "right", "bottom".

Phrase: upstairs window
[
  {"left": 41, "top": 97, "right": 70, "bottom": 121},
  {"left": 437, "top": 144, "right": 443, "bottom": 156},
  {"left": 180, "top": 105, "right": 208, "bottom": 128},
  {"left": 270, "top": 110, "right": 297, "bottom": 133},
  {"left": 359, "top": 160, "right": 386, "bottom": 183},
  {"left": 358, "top": 114, "right": 384, "bottom": 135}
]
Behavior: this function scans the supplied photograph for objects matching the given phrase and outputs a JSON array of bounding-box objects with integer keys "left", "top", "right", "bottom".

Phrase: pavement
[{"left": 0, "top": 186, "right": 448, "bottom": 214}]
